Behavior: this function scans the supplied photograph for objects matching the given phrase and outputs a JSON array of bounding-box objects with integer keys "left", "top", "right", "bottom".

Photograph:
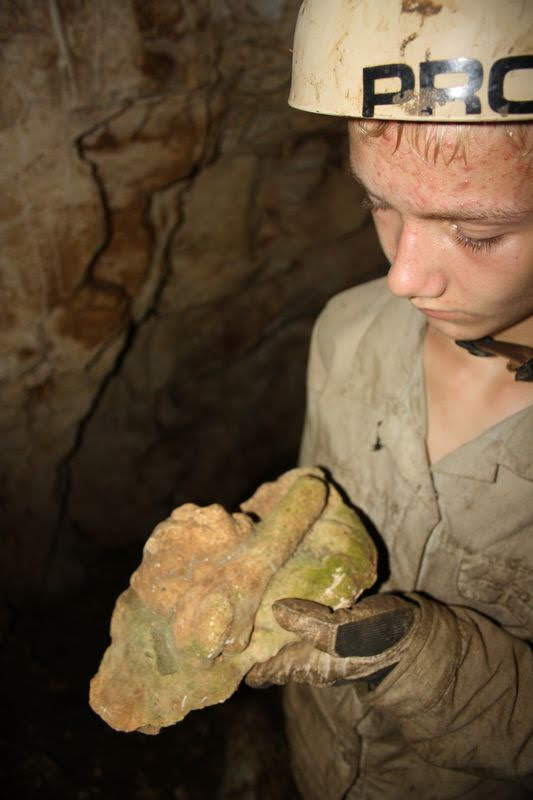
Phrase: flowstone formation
[{"left": 89, "top": 468, "right": 377, "bottom": 733}]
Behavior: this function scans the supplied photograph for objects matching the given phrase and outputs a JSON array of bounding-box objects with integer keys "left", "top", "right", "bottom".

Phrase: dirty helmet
[{"left": 289, "top": 0, "right": 533, "bottom": 122}]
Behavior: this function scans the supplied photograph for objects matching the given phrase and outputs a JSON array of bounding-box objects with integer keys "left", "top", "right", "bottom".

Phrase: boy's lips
[{"left": 415, "top": 307, "right": 469, "bottom": 321}]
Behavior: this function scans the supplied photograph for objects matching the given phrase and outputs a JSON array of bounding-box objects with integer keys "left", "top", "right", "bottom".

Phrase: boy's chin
[{"left": 425, "top": 318, "right": 487, "bottom": 342}]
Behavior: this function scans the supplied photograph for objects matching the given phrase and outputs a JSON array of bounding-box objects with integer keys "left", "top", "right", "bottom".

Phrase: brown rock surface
[
  {"left": 2, "top": 5, "right": 386, "bottom": 797},
  {"left": 90, "top": 468, "right": 377, "bottom": 733},
  {"left": 1, "top": 1, "right": 385, "bottom": 608}
]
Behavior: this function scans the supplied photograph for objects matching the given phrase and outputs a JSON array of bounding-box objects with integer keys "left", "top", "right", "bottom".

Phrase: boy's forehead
[
  {"left": 349, "top": 123, "right": 532, "bottom": 185},
  {"left": 349, "top": 122, "right": 533, "bottom": 218},
  {"left": 349, "top": 120, "right": 530, "bottom": 158}
]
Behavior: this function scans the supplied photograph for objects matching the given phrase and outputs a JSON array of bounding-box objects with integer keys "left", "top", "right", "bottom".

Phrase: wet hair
[{"left": 351, "top": 119, "right": 533, "bottom": 165}]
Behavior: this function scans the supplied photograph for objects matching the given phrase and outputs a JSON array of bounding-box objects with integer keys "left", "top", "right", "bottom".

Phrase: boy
[{"left": 246, "top": 2, "right": 533, "bottom": 797}]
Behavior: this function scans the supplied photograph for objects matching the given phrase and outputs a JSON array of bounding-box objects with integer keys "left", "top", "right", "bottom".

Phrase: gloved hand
[{"left": 246, "top": 594, "right": 418, "bottom": 689}]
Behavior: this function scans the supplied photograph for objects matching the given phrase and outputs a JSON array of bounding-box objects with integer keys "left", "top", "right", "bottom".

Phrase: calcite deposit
[{"left": 89, "top": 467, "right": 377, "bottom": 733}]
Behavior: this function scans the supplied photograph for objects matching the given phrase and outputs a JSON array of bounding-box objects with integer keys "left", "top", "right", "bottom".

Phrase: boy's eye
[{"left": 452, "top": 227, "right": 505, "bottom": 253}]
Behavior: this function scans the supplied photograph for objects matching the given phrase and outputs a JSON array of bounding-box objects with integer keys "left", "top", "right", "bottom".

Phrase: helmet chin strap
[{"left": 455, "top": 338, "right": 533, "bottom": 382}]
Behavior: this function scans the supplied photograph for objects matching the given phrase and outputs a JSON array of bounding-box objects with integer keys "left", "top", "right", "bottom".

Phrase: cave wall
[{"left": 0, "top": 0, "right": 386, "bottom": 608}]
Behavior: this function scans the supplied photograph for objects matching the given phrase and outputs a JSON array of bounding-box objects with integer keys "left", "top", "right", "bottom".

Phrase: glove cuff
[{"left": 355, "top": 593, "right": 462, "bottom": 712}]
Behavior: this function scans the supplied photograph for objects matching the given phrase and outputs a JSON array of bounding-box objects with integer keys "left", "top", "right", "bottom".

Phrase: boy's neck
[
  {"left": 422, "top": 324, "right": 533, "bottom": 464},
  {"left": 426, "top": 323, "right": 532, "bottom": 383},
  {"left": 455, "top": 337, "right": 533, "bottom": 382}
]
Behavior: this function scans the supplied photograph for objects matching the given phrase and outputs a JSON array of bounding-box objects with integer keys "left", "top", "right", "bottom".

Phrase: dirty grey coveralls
[{"left": 286, "top": 277, "right": 533, "bottom": 799}]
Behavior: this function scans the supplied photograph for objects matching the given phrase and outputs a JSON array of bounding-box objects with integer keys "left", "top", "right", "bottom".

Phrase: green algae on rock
[{"left": 89, "top": 467, "right": 377, "bottom": 733}]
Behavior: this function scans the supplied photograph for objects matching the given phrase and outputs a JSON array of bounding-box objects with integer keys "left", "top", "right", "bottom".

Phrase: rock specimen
[{"left": 89, "top": 467, "right": 377, "bottom": 733}]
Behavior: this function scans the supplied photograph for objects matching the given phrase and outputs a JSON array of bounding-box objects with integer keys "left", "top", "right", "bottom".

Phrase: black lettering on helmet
[
  {"left": 362, "top": 64, "right": 414, "bottom": 118},
  {"left": 419, "top": 58, "right": 483, "bottom": 115},
  {"left": 488, "top": 56, "right": 533, "bottom": 115}
]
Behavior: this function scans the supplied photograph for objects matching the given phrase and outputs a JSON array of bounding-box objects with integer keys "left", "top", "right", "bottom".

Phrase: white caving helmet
[{"left": 289, "top": 0, "right": 533, "bottom": 122}]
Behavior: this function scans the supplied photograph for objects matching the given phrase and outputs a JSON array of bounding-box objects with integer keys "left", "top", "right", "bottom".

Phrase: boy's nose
[{"left": 387, "top": 223, "right": 447, "bottom": 300}]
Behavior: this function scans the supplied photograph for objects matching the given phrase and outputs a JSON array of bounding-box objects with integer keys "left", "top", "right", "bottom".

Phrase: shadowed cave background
[{"left": 0, "top": 1, "right": 386, "bottom": 797}]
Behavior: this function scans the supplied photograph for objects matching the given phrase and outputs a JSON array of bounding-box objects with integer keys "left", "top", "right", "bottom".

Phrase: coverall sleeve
[{"left": 363, "top": 593, "right": 533, "bottom": 785}]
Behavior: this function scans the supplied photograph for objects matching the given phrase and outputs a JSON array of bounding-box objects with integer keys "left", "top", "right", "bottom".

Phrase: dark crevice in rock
[
  {"left": 44, "top": 325, "right": 131, "bottom": 599},
  {"left": 71, "top": 105, "right": 131, "bottom": 297},
  {"left": 42, "top": 120, "right": 198, "bottom": 599}
]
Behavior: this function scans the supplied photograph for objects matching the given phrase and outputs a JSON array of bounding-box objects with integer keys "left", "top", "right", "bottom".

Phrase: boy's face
[{"left": 349, "top": 123, "right": 533, "bottom": 342}]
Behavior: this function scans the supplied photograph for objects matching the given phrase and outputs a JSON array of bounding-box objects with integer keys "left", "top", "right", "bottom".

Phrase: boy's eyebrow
[
  {"left": 421, "top": 207, "right": 531, "bottom": 223},
  {"left": 367, "top": 193, "right": 532, "bottom": 223},
  {"left": 350, "top": 164, "right": 532, "bottom": 224}
]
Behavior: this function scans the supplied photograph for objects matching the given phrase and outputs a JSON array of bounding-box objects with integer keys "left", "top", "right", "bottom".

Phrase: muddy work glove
[{"left": 246, "top": 594, "right": 417, "bottom": 689}]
